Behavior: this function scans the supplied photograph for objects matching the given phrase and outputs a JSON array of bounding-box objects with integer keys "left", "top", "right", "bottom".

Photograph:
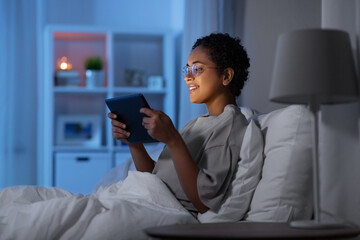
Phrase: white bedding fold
[{"left": 0, "top": 172, "right": 197, "bottom": 240}]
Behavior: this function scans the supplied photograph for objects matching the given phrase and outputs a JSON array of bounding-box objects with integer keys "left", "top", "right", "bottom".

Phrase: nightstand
[{"left": 145, "top": 222, "right": 360, "bottom": 239}]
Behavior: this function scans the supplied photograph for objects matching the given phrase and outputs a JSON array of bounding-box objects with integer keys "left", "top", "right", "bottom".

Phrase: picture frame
[{"left": 56, "top": 115, "right": 102, "bottom": 146}]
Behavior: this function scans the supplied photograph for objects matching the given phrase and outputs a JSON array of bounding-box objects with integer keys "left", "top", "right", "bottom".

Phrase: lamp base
[{"left": 290, "top": 220, "right": 350, "bottom": 229}]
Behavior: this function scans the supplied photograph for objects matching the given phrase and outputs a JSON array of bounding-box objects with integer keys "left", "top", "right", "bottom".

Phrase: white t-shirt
[{"left": 153, "top": 104, "right": 248, "bottom": 214}]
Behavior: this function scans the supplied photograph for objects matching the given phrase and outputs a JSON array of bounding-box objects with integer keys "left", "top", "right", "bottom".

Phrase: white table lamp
[{"left": 269, "top": 29, "right": 359, "bottom": 229}]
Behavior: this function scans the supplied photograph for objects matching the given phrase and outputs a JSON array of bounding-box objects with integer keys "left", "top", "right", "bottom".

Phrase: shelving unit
[{"left": 38, "top": 25, "right": 175, "bottom": 194}]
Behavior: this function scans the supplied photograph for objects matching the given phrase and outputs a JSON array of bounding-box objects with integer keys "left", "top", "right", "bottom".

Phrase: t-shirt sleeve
[{"left": 197, "top": 144, "right": 240, "bottom": 210}]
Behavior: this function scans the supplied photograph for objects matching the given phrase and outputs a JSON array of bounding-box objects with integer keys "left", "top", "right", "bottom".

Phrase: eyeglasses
[{"left": 182, "top": 64, "right": 220, "bottom": 78}]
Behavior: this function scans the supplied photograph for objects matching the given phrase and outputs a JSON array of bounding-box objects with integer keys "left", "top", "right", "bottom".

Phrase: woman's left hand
[{"left": 140, "top": 108, "right": 178, "bottom": 144}]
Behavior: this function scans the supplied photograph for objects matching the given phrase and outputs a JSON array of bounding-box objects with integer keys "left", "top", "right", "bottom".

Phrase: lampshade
[{"left": 270, "top": 29, "right": 358, "bottom": 104}]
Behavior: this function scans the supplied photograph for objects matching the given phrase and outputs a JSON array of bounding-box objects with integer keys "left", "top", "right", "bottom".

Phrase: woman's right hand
[
  {"left": 108, "top": 112, "right": 154, "bottom": 172},
  {"left": 107, "top": 112, "right": 131, "bottom": 144}
]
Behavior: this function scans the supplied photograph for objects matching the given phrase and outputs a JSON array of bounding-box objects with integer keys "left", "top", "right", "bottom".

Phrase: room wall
[
  {"left": 320, "top": 0, "right": 360, "bottom": 226},
  {"left": 45, "top": 0, "right": 184, "bottom": 31},
  {"left": 238, "top": 0, "right": 322, "bottom": 113},
  {"left": 238, "top": 0, "right": 360, "bottom": 225}
]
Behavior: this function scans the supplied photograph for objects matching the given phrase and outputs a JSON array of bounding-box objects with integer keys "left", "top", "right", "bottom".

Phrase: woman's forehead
[{"left": 187, "top": 46, "right": 212, "bottom": 65}]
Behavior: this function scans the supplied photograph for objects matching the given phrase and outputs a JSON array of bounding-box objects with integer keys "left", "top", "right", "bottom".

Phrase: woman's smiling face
[{"left": 184, "top": 46, "right": 227, "bottom": 105}]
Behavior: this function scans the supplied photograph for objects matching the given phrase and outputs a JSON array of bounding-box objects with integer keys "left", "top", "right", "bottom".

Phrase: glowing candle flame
[
  {"left": 60, "top": 62, "right": 68, "bottom": 70},
  {"left": 58, "top": 56, "right": 72, "bottom": 70}
]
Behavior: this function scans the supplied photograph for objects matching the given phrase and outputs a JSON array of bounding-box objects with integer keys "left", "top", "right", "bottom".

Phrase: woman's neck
[{"left": 206, "top": 94, "right": 236, "bottom": 116}]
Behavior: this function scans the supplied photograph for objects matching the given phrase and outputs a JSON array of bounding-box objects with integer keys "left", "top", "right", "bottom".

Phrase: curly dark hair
[{"left": 192, "top": 33, "right": 250, "bottom": 97}]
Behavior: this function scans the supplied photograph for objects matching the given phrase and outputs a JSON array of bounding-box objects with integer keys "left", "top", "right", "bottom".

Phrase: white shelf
[
  {"left": 54, "top": 86, "right": 108, "bottom": 94},
  {"left": 38, "top": 25, "right": 175, "bottom": 191},
  {"left": 54, "top": 146, "right": 109, "bottom": 152},
  {"left": 53, "top": 86, "right": 167, "bottom": 94},
  {"left": 113, "top": 87, "right": 167, "bottom": 94}
]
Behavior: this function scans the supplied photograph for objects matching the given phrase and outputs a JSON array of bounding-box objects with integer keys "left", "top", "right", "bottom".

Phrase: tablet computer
[{"left": 105, "top": 94, "right": 158, "bottom": 144}]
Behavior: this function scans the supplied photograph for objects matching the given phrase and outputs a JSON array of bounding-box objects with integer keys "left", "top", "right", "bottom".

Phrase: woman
[{"left": 108, "top": 33, "right": 251, "bottom": 216}]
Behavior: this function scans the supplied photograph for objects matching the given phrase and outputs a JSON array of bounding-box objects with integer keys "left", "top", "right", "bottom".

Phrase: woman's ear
[{"left": 222, "top": 67, "right": 234, "bottom": 86}]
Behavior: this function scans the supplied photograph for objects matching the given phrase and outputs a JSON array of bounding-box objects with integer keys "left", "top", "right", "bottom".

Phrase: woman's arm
[
  {"left": 128, "top": 143, "right": 155, "bottom": 172},
  {"left": 166, "top": 133, "right": 209, "bottom": 213},
  {"left": 108, "top": 112, "right": 155, "bottom": 173},
  {"left": 140, "top": 108, "right": 209, "bottom": 213}
]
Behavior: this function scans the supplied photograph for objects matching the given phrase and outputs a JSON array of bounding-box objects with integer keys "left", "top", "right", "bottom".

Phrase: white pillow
[
  {"left": 198, "top": 120, "right": 264, "bottom": 222},
  {"left": 245, "top": 105, "right": 313, "bottom": 222}
]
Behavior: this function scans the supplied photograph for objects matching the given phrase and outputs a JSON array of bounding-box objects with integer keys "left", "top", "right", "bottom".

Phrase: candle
[{"left": 57, "top": 56, "right": 72, "bottom": 70}]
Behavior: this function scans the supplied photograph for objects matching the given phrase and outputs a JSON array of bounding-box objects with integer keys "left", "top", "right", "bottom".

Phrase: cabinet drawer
[{"left": 54, "top": 152, "right": 110, "bottom": 195}]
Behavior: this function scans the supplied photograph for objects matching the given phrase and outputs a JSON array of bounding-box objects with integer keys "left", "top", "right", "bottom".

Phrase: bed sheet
[{"left": 0, "top": 171, "right": 197, "bottom": 240}]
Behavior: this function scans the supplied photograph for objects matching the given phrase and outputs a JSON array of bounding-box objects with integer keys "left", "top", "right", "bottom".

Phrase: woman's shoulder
[
  {"left": 206, "top": 105, "right": 248, "bottom": 148},
  {"left": 180, "top": 104, "right": 247, "bottom": 133},
  {"left": 217, "top": 104, "right": 247, "bottom": 123}
]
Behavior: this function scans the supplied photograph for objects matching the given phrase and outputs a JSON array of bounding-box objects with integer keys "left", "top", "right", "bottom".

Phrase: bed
[{"left": 0, "top": 105, "right": 314, "bottom": 239}]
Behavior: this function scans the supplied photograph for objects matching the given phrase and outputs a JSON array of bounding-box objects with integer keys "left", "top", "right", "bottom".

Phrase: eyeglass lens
[{"left": 183, "top": 64, "right": 202, "bottom": 78}]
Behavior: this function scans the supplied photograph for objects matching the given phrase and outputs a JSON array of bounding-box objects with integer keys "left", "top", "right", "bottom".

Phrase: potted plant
[{"left": 85, "top": 56, "right": 104, "bottom": 88}]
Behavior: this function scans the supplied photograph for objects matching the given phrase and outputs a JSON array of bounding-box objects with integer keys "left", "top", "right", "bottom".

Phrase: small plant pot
[{"left": 86, "top": 70, "right": 104, "bottom": 88}]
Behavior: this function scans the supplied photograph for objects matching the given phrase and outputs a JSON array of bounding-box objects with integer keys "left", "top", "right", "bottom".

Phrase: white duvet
[{"left": 0, "top": 172, "right": 197, "bottom": 240}]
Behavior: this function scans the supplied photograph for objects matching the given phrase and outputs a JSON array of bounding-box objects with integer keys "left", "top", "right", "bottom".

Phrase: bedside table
[{"left": 144, "top": 222, "right": 360, "bottom": 239}]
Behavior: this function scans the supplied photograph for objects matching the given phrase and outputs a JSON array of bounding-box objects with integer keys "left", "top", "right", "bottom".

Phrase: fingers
[
  {"left": 141, "top": 108, "right": 163, "bottom": 132},
  {"left": 107, "top": 112, "right": 117, "bottom": 119},
  {"left": 107, "top": 112, "right": 126, "bottom": 128},
  {"left": 141, "top": 109, "right": 176, "bottom": 144},
  {"left": 112, "top": 125, "right": 130, "bottom": 138},
  {"left": 112, "top": 124, "right": 130, "bottom": 144},
  {"left": 141, "top": 108, "right": 165, "bottom": 122},
  {"left": 111, "top": 119, "right": 126, "bottom": 128},
  {"left": 141, "top": 108, "right": 172, "bottom": 138},
  {"left": 107, "top": 112, "right": 130, "bottom": 141},
  {"left": 140, "top": 107, "right": 155, "bottom": 116}
]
